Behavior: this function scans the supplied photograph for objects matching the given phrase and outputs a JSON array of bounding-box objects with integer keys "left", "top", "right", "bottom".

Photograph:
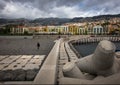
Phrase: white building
[
  {"left": 10, "top": 26, "right": 28, "bottom": 34},
  {"left": 93, "top": 25, "right": 104, "bottom": 35},
  {"left": 47, "top": 26, "right": 69, "bottom": 34},
  {"left": 78, "top": 27, "right": 86, "bottom": 35}
]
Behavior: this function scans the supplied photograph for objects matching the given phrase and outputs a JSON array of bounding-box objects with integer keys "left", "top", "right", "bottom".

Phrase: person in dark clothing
[{"left": 37, "top": 42, "right": 40, "bottom": 50}]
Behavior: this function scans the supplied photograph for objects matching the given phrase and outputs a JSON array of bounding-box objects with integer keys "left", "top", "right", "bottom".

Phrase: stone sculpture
[{"left": 63, "top": 40, "right": 120, "bottom": 79}]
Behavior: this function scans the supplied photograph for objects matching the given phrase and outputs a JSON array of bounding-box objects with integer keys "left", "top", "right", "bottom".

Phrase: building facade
[
  {"left": 10, "top": 26, "right": 28, "bottom": 34},
  {"left": 93, "top": 25, "right": 104, "bottom": 35}
]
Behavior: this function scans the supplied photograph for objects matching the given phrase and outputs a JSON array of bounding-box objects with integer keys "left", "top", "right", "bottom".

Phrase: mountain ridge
[{"left": 0, "top": 14, "right": 120, "bottom": 26}]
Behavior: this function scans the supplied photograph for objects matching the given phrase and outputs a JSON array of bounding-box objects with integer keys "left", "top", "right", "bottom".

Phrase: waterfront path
[
  {"left": 0, "top": 35, "right": 120, "bottom": 84},
  {"left": 0, "top": 36, "right": 55, "bottom": 55}
]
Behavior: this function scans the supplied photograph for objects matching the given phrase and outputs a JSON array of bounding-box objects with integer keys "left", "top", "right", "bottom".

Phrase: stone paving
[
  {"left": 0, "top": 37, "right": 55, "bottom": 55},
  {"left": 0, "top": 55, "right": 45, "bottom": 71},
  {"left": 0, "top": 35, "right": 119, "bottom": 84},
  {"left": 0, "top": 55, "right": 46, "bottom": 81},
  {"left": 0, "top": 35, "right": 57, "bottom": 82}
]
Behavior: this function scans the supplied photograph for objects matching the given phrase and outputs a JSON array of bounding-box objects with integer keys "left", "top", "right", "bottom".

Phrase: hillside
[{"left": 0, "top": 14, "right": 120, "bottom": 26}]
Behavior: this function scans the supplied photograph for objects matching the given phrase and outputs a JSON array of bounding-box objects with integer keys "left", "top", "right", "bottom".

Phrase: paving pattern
[{"left": 0, "top": 55, "right": 45, "bottom": 71}]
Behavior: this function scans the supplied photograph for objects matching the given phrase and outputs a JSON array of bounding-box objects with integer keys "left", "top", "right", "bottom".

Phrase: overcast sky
[{"left": 0, "top": 0, "right": 120, "bottom": 19}]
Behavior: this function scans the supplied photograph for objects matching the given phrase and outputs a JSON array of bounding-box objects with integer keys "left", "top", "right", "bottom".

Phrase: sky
[{"left": 0, "top": 0, "right": 120, "bottom": 19}]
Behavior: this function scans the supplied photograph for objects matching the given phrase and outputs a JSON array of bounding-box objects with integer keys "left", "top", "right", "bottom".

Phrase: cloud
[
  {"left": 0, "top": 1, "right": 42, "bottom": 19},
  {"left": 0, "top": 0, "right": 120, "bottom": 19}
]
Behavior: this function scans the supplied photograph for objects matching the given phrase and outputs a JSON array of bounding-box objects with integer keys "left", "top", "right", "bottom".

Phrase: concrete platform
[
  {"left": 0, "top": 36, "right": 119, "bottom": 84},
  {"left": 0, "top": 55, "right": 45, "bottom": 71},
  {"left": 23, "top": 64, "right": 40, "bottom": 70}
]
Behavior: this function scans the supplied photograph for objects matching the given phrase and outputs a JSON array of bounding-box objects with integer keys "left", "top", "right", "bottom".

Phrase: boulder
[{"left": 26, "top": 70, "right": 37, "bottom": 81}]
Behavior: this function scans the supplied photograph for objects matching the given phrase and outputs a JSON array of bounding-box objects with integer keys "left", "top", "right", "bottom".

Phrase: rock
[
  {"left": 84, "top": 73, "right": 96, "bottom": 80},
  {"left": 93, "top": 76, "right": 105, "bottom": 80},
  {"left": 26, "top": 70, "right": 37, "bottom": 81},
  {"left": 93, "top": 40, "right": 116, "bottom": 70},
  {"left": 3, "top": 72, "right": 14, "bottom": 81},
  {"left": 14, "top": 69, "right": 26, "bottom": 81},
  {"left": 15, "top": 73, "right": 26, "bottom": 81},
  {"left": 116, "top": 52, "right": 120, "bottom": 58},
  {"left": 14, "top": 69, "right": 25, "bottom": 75},
  {"left": 76, "top": 40, "right": 118, "bottom": 76},
  {"left": 63, "top": 62, "right": 85, "bottom": 79},
  {"left": 60, "top": 39, "right": 120, "bottom": 84},
  {"left": 0, "top": 71, "right": 5, "bottom": 81}
]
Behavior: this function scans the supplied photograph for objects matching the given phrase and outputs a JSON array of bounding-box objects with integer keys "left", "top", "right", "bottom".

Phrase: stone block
[
  {"left": 14, "top": 69, "right": 26, "bottom": 81},
  {"left": 76, "top": 40, "right": 119, "bottom": 77},
  {"left": 59, "top": 60, "right": 68, "bottom": 65},
  {"left": 21, "top": 55, "right": 33, "bottom": 59},
  {"left": 63, "top": 62, "right": 85, "bottom": 79},
  {"left": 15, "top": 59, "right": 30, "bottom": 66},
  {"left": 0, "top": 71, "right": 5, "bottom": 81},
  {"left": 23, "top": 64, "right": 39, "bottom": 70},
  {"left": 26, "top": 70, "right": 37, "bottom": 81},
  {"left": 1, "top": 64, "right": 9, "bottom": 70},
  {"left": 28, "top": 59, "right": 42, "bottom": 65},
  {"left": 0, "top": 55, "right": 8, "bottom": 61},
  {"left": 2, "top": 70, "right": 16, "bottom": 81},
  {"left": 59, "top": 77, "right": 90, "bottom": 84},
  {"left": 33, "top": 55, "right": 45, "bottom": 60},
  {"left": 60, "top": 57, "right": 68, "bottom": 60},
  {"left": 0, "top": 57, "right": 14, "bottom": 64},
  {"left": 116, "top": 52, "right": 120, "bottom": 58}
]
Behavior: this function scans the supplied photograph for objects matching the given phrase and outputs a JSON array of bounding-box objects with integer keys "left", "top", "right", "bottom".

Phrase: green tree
[{"left": 24, "top": 31, "right": 29, "bottom": 35}]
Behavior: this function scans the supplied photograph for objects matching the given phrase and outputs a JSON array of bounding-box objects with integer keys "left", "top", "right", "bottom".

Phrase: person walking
[{"left": 37, "top": 42, "right": 40, "bottom": 50}]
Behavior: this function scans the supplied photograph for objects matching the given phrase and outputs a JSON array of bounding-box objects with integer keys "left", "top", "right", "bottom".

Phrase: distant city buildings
[{"left": 5, "top": 18, "right": 120, "bottom": 35}]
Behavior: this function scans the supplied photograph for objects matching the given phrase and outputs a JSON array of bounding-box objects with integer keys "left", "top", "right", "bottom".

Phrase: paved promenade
[
  {"left": 0, "top": 55, "right": 45, "bottom": 81},
  {"left": 0, "top": 55, "right": 45, "bottom": 71},
  {"left": 0, "top": 35, "right": 120, "bottom": 84},
  {"left": 0, "top": 36, "right": 55, "bottom": 55}
]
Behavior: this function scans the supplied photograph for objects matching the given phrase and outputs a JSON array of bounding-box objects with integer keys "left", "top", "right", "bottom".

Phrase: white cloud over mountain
[{"left": 0, "top": 0, "right": 120, "bottom": 19}]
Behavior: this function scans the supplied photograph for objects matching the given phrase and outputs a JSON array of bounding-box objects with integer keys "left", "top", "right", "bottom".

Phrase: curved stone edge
[
  {"left": 69, "top": 41, "right": 82, "bottom": 58},
  {"left": 65, "top": 42, "right": 78, "bottom": 62},
  {"left": 66, "top": 35, "right": 90, "bottom": 59}
]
